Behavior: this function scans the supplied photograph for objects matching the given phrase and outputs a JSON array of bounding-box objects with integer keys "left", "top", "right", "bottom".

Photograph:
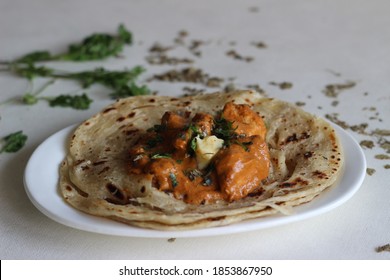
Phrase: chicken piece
[
  {"left": 214, "top": 136, "right": 269, "bottom": 201},
  {"left": 128, "top": 145, "right": 149, "bottom": 174},
  {"left": 161, "top": 111, "right": 188, "bottom": 130},
  {"left": 148, "top": 158, "right": 178, "bottom": 191},
  {"left": 222, "top": 102, "right": 266, "bottom": 139}
]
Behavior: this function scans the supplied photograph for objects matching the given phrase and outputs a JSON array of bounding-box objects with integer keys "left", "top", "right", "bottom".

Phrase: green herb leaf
[
  {"left": 10, "top": 24, "right": 133, "bottom": 64},
  {"left": 21, "top": 93, "right": 39, "bottom": 105},
  {"left": 117, "top": 24, "right": 132, "bottom": 44},
  {"left": 233, "top": 140, "right": 253, "bottom": 152},
  {"left": 185, "top": 169, "right": 202, "bottom": 181},
  {"left": 146, "top": 134, "right": 163, "bottom": 148},
  {"left": 202, "top": 176, "right": 212, "bottom": 186},
  {"left": 55, "top": 66, "right": 144, "bottom": 88},
  {"left": 109, "top": 82, "right": 150, "bottom": 99},
  {"left": 0, "top": 131, "right": 28, "bottom": 153},
  {"left": 150, "top": 153, "right": 172, "bottom": 159},
  {"left": 58, "top": 24, "right": 132, "bottom": 61},
  {"left": 14, "top": 51, "right": 53, "bottom": 64},
  {"left": 189, "top": 123, "right": 200, "bottom": 134},
  {"left": 169, "top": 172, "right": 178, "bottom": 188},
  {"left": 147, "top": 124, "right": 167, "bottom": 133},
  {"left": 47, "top": 93, "right": 92, "bottom": 110},
  {"left": 213, "top": 117, "right": 237, "bottom": 144},
  {"left": 12, "top": 63, "right": 53, "bottom": 80},
  {"left": 190, "top": 137, "right": 197, "bottom": 152},
  {"left": 12, "top": 65, "right": 149, "bottom": 99}
]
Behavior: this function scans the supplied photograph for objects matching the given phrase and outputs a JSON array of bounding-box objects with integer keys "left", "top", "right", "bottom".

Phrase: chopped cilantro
[
  {"left": 150, "top": 153, "right": 172, "bottom": 159},
  {"left": 169, "top": 172, "right": 178, "bottom": 187}
]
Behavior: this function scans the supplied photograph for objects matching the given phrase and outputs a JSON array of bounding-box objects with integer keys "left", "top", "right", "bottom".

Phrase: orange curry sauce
[{"left": 128, "top": 102, "right": 270, "bottom": 205}]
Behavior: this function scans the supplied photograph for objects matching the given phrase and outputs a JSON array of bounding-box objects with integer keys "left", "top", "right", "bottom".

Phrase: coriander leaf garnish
[
  {"left": 109, "top": 82, "right": 150, "bottom": 99},
  {"left": 59, "top": 24, "right": 132, "bottom": 61},
  {"left": 0, "top": 131, "right": 28, "bottom": 153},
  {"left": 146, "top": 135, "right": 163, "bottom": 148},
  {"left": 147, "top": 124, "right": 167, "bottom": 133},
  {"left": 14, "top": 51, "right": 53, "bottom": 64},
  {"left": 46, "top": 93, "right": 93, "bottom": 110},
  {"left": 169, "top": 172, "right": 178, "bottom": 187},
  {"left": 185, "top": 168, "right": 202, "bottom": 181},
  {"left": 213, "top": 117, "right": 237, "bottom": 145},
  {"left": 233, "top": 140, "right": 253, "bottom": 152},
  {"left": 11, "top": 63, "right": 53, "bottom": 80},
  {"left": 190, "top": 137, "right": 197, "bottom": 152},
  {"left": 202, "top": 176, "right": 212, "bottom": 186},
  {"left": 150, "top": 153, "right": 172, "bottom": 159}
]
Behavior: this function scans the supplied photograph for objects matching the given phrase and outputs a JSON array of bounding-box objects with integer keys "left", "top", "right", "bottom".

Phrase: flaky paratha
[{"left": 59, "top": 90, "right": 343, "bottom": 230}]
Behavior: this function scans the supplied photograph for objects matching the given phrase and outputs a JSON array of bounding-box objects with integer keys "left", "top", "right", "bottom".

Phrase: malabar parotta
[{"left": 59, "top": 90, "right": 343, "bottom": 230}]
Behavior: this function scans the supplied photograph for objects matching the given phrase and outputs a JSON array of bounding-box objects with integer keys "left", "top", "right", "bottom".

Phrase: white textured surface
[{"left": 0, "top": 0, "right": 389, "bottom": 259}]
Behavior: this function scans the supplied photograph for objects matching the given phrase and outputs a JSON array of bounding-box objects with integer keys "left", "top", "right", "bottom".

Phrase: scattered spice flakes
[
  {"left": 375, "top": 154, "right": 390, "bottom": 160},
  {"left": 366, "top": 168, "right": 376, "bottom": 176},
  {"left": 226, "top": 50, "right": 254, "bottom": 62},
  {"left": 249, "top": 6, "right": 260, "bottom": 13},
  {"left": 146, "top": 55, "right": 194, "bottom": 65},
  {"left": 188, "top": 40, "right": 205, "bottom": 57},
  {"left": 372, "top": 129, "right": 390, "bottom": 136},
  {"left": 322, "top": 81, "right": 356, "bottom": 98},
  {"left": 251, "top": 41, "right": 267, "bottom": 49},
  {"left": 167, "top": 238, "right": 176, "bottom": 243},
  {"left": 146, "top": 42, "right": 194, "bottom": 65},
  {"left": 379, "top": 139, "right": 390, "bottom": 153},
  {"left": 325, "top": 114, "right": 390, "bottom": 157},
  {"left": 295, "top": 101, "right": 306, "bottom": 107},
  {"left": 182, "top": 87, "right": 206, "bottom": 96},
  {"left": 350, "top": 123, "right": 369, "bottom": 134},
  {"left": 384, "top": 164, "right": 390, "bottom": 169},
  {"left": 363, "top": 106, "right": 377, "bottom": 112},
  {"left": 360, "top": 140, "right": 375, "bottom": 149},
  {"left": 325, "top": 113, "right": 354, "bottom": 130},
  {"left": 269, "top": 81, "right": 293, "bottom": 90},
  {"left": 325, "top": 69, "right": 342, "bottom": 77},
  {"left": 224, "top": 83, "right": 237, "bottom": 93},
  {"left": 331, "top": 100, "right": 339, "bottom": 107},
  {"left": 150, "top": 67, "right": 224, "bottom": 88},
  {"left": 375, "top": 244, "right": 390, "bottom": 253},
  {"left": 174, "top": 30, "right": 188, "bottom": 45},
  {"left": 149, "top": 43, "right": 174, "bottom": 53},
  {"left": 246, "top": 84, "right": 268, "bottom": 97},
  {"left": 172, "top": 30, "right": 205, "bottom": 57}
]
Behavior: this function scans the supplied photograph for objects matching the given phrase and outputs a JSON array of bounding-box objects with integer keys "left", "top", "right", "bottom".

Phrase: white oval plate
[{"left": 24, "top": 123, "right": 366, "bottom": 238}]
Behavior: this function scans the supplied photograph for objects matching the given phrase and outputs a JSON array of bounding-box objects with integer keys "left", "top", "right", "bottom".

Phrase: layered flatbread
[{"left": 59, "top": 90, "right": 343, "bottom": 230}]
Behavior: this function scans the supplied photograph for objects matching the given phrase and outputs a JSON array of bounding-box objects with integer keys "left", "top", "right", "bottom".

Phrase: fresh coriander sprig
[
  {"left": 21, "top": 79, "right": 56, "bottom": 105},
  {"left": 44, "top": 93, "right": 93, "bottom": 110},
  {"left": 10, "top": 65, "right": 149, "bottom": 98},
  {"left": 0, "top": 131, "right": 28, "bottom": 153},
  {"left": 5, "top": 24, "right": 132, "bottom": 64},
  {"left": 19, "top": 79, "right": 93, "bottom": 110},
  {"left": 52, "top": 66, "right": 145, "bottom": 89}
]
